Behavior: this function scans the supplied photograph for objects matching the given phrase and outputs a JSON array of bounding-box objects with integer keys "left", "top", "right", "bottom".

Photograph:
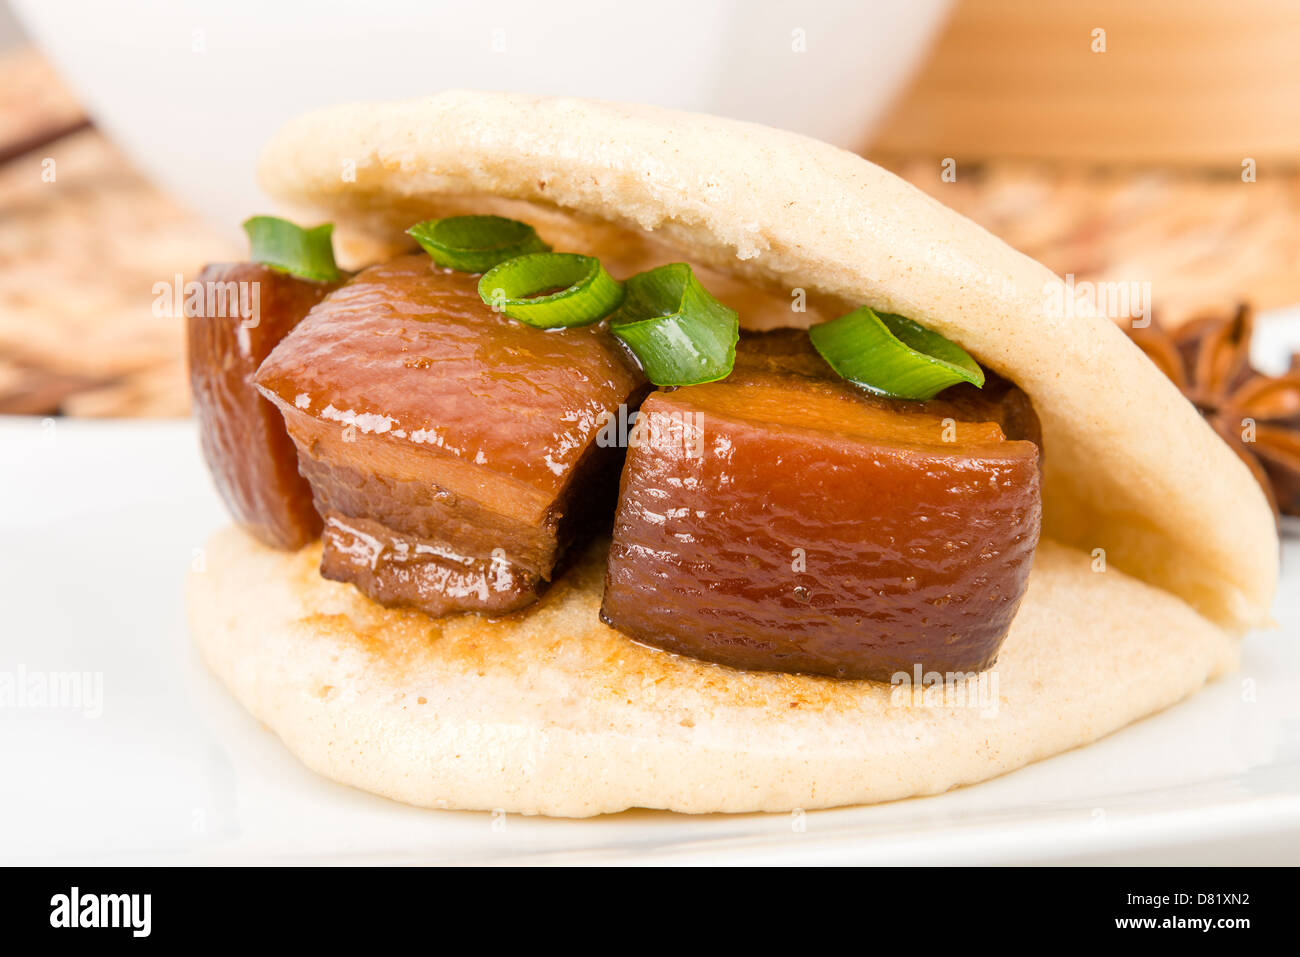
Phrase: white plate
[{"left": 1, "top": 416, "right": 1298, "bottom": 866}]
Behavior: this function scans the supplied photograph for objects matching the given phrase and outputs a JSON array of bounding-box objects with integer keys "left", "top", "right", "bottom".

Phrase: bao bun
[{"left": 189, "top": 92, "right": 1276, "bottom": 816}]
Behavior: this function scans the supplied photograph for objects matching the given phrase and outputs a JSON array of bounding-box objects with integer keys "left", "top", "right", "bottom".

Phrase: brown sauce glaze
[
  {"left": 600, "top": 340, "right": 1043, "bottom": 680},
  {"left": 255, "top": 255, "right": 647, "bottom": 616},
  {"left": 187, "top": 263, "right": 340, "bottom": 549}
]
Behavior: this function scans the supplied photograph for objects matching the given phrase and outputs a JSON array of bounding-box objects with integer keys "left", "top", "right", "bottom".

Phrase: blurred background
[{"left": 2, "top": 0, "right": 1299, "bottom": 416}]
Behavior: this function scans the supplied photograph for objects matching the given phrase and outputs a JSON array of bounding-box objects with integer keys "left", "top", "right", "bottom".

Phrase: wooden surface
[
  {"left": 2, "top": 44, "right": 1300, "bottom": 418},
  {"left": 871, "top": 0, "right": 1300, "bottom": 165}
]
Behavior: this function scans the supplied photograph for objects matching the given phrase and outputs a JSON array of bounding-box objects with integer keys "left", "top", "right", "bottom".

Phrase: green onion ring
[
  {"left": 809, "top": 306, "right": 984, "bottom": 400},
  {"left": 477, "top": 253, "right": 624, "bottom": 328},
  {"left": 407, "top": 215, "right": 551, "bottom": 273},
  {"left": 608, "top": 263, "right": 739, "bottom": 386},
  {"left": 242, "top": 216, "right": 341, "bottom": 282}
]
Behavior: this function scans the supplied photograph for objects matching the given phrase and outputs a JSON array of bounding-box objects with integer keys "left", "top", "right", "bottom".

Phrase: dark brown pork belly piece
[
  {"left": 188, "top": 263, "right": 340, "bottom": 549},
  {"left": 601, "top": 341, "right": 1042, "bottom": 680},
  {"left": 255, "top": 254, "right": 647, "bottom": 616},
  {"left": 735, "top": 328, "right": 1044, "bottom": 450}
]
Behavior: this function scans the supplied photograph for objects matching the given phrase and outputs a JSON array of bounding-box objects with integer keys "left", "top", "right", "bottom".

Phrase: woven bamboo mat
[
  {"left": 877, "top": 156, "right": 1300, "bottom": 327},
  {"left": 0, "top": 49, "right": 237, "bottom": 417},
  {"left": 2, "top": 47, "right": 1299, "bottom": 417}
]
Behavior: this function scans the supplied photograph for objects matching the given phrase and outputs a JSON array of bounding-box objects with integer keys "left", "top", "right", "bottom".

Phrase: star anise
[{"left": 1127, "top": 304, "right": 1300, "bottom": 520}]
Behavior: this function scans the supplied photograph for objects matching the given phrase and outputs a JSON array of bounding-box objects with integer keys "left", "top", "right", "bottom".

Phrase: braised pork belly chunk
[
  {"left": 736, "top": 328, "right": 1044, "bottom": 450},
  {"left": 188, "top": 263, "right": 341, "bottom": 549},
  {"left": 255, "top": 254, "right": 647, "bottom": 616},
  {"left": 601, "top": 337, "right": 1042, "bottom": 680}
]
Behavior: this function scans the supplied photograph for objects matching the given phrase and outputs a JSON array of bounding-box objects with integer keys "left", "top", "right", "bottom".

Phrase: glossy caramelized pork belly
[
  {"left": 736, "top": 329, "right": 1043, "bottom": 451},
  {"left": 601, "top": 334, "right": 1043, "bottom": 680},
  {"left": 255, "top": 254, "right": 647, "bottom": 616},
  {"left": 188, "top": 263, "right": 341, "bottom": 549}
]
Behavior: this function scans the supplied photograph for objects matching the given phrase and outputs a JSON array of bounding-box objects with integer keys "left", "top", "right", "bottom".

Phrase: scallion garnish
[
  {"left": 242, "top": 216, "right": 341, "bottom": 282},
  {"left": 608, "top": 263, "right": 739, "bottom": 386},
  {"left": 809, "top": 306, "right": 984, "bottom": 400},
  {"left": 477, "top": 253, "right": 624, "bottom": 328},
  {"left": 407, "top": 215, "right": 551, "bottom": 273}
]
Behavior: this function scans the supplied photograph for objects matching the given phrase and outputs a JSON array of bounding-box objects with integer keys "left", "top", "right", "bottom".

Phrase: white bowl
[{"left": 13, "top": 0, "right": 949, "bottom": 232}]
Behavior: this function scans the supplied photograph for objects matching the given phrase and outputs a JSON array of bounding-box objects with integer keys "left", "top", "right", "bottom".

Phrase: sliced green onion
[
  {"left": 407, "top": 215, "right": 551, "bottom": 273},
  {"left": 809, "top": 306, "right": 984, "bottom": 400},
  {"left": 242, "top": 216, "right": 340, "bottom": 282},
  {"left": 478, "top": 253, "right": 624, "bottom": 328},
  {"left": 608, "top": 263, "right": 739, "bottom": 386}
]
